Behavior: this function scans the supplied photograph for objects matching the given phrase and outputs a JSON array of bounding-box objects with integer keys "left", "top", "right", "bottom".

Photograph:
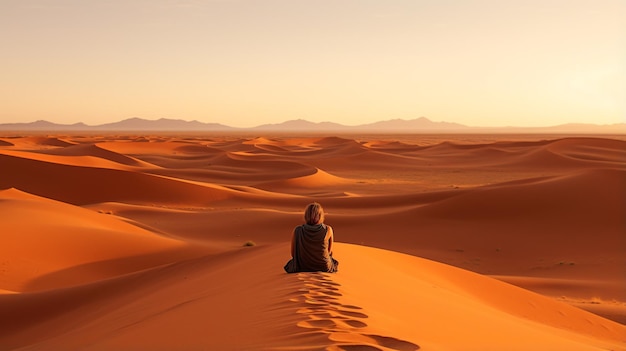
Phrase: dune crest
[{"left": 1, "top": 243, "right": 624, "bottom": 351}]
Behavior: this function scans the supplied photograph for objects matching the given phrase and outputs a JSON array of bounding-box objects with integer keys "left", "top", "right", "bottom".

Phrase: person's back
[{"left": 284, "top": 203, "right": 338, "bottom": 273}]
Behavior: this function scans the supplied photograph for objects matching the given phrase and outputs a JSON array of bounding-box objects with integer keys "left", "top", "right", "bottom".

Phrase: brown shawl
[{"left": 284, "top": 224, "right": 338, "bottom": 273}]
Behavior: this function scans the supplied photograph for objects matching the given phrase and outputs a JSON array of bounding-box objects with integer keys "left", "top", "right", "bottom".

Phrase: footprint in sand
[
  {"left": 331, "top": 345, "right": 382, "bottom": 351},
  {"left": 334, "top": 309, "right": 368, "bottom": 319},
  {"left": 298, "top": 317, "right": 367, "bottom": 330},
  {"left": 329, "top": 333, "right": 420, "bottom": 351},
  {"left": 300, "top": 282, "right": 341, "bottom": 297},
  {"left": 298, "top": 319, "right": 339, "bottom": 329},
  {"left": 292, "top": 272, "right": 419, "bottom": 351}
]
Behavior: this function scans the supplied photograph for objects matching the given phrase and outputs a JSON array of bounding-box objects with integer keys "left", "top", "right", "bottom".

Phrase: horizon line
[{"left": 2, "top": 116, "right": 625, "bottom": 131}]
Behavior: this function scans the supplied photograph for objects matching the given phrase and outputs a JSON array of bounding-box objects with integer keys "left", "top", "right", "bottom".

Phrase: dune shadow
[{"left": 23, "top": 248, "right": 196, "bottom": 292}]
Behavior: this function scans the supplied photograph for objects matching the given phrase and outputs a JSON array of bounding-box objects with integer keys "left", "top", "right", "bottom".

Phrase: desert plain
[{"left": 0, "top": 132, "right": 624, "bottom": 351}]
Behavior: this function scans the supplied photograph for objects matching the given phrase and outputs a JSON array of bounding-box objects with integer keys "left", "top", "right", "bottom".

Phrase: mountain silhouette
[{"left": 1, "top": 117, "right": 624, "bottom": 133}]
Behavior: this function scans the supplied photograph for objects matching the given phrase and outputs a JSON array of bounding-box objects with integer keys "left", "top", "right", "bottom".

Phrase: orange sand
[{"left": 0, "top": 133, "right": 624, "bottom": 350}]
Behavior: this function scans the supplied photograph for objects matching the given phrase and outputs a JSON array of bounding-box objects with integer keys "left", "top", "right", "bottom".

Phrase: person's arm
[
  {"left": 327, "top": 226, "right": 333, "bottom": 256},
  {"left": 290, "top": 230, "right": 296, "bottom": 258}
]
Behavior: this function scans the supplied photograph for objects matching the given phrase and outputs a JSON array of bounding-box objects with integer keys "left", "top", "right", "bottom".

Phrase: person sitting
[{"left": 284, "top": 202, "right": 339, "bottom": 273}]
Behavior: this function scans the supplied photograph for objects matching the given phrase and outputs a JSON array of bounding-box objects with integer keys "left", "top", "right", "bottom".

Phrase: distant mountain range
[
  {"left": 0, "top": 118, "right": 235, "bottom": 132},
  {"left": 0, "top": 117, "right": 624, "bottom": 133}
]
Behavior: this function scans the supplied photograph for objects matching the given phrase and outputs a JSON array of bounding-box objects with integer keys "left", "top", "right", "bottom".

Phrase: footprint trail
[{"left": 290, "top": 272, "right": 419, "bottom": 351}]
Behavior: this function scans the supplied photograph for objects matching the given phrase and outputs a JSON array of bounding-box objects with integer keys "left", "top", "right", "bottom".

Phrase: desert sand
[{"left": 0, "top": 133, "right": 624, "bottom": 350}]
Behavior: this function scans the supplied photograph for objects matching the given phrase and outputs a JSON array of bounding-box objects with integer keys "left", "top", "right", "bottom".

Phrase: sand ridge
[
  {"left": 0, "top": 133, "right": 624, "bottom": 350},
  {"left": 1, "top": 243, "right": 623, "bottom": 350}
]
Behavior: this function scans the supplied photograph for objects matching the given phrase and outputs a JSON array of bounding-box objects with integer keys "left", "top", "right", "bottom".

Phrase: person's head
[{"left": 304, "top": 202, "right": 324, "bottom": 225}]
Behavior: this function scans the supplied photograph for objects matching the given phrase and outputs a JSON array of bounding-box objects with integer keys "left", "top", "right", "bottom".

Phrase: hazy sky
[{"left": 1, "top": 0, "right": 624, "bottom": 127}]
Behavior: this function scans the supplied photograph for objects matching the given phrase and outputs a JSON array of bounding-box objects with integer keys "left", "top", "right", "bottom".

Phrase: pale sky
[{"left": 1, "top": 0, "right": 624, "bottom": 127}]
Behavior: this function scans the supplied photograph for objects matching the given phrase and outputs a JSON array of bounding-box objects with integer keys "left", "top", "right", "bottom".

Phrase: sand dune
[
  {"left": 257, "top": 168, "right": 353, "bottom": 195},
  {"left": 0, "top": 188, "right": 202, "bottom": 292},
  {"left": 0, "top": 152, "right": 246, "bottom": 206},
  {"left": 24, "top": 136, "right": 76, "bottom": 147},
  {"left": 333, "top": 244, "right": 625, "bottom": 351},
  {"left": 0, "top": 244, "right": 623, "bottom": 350},
  {"left": 0, "top": 148, "right": 148, "bottom": 170},
  {"left": 34, "top": 143, "right": 147, "bottom": 166},
  {"left": 0, "top": 134, "right": 624, "bottom": 350}
]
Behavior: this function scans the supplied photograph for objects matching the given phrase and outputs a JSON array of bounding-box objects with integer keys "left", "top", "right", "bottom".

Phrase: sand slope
[
  {"left": 0, "top": 243, "right": 624, "bottom": 351},
  {"left": 0, "top": 188, "right": 202, "bottom": 293}
]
